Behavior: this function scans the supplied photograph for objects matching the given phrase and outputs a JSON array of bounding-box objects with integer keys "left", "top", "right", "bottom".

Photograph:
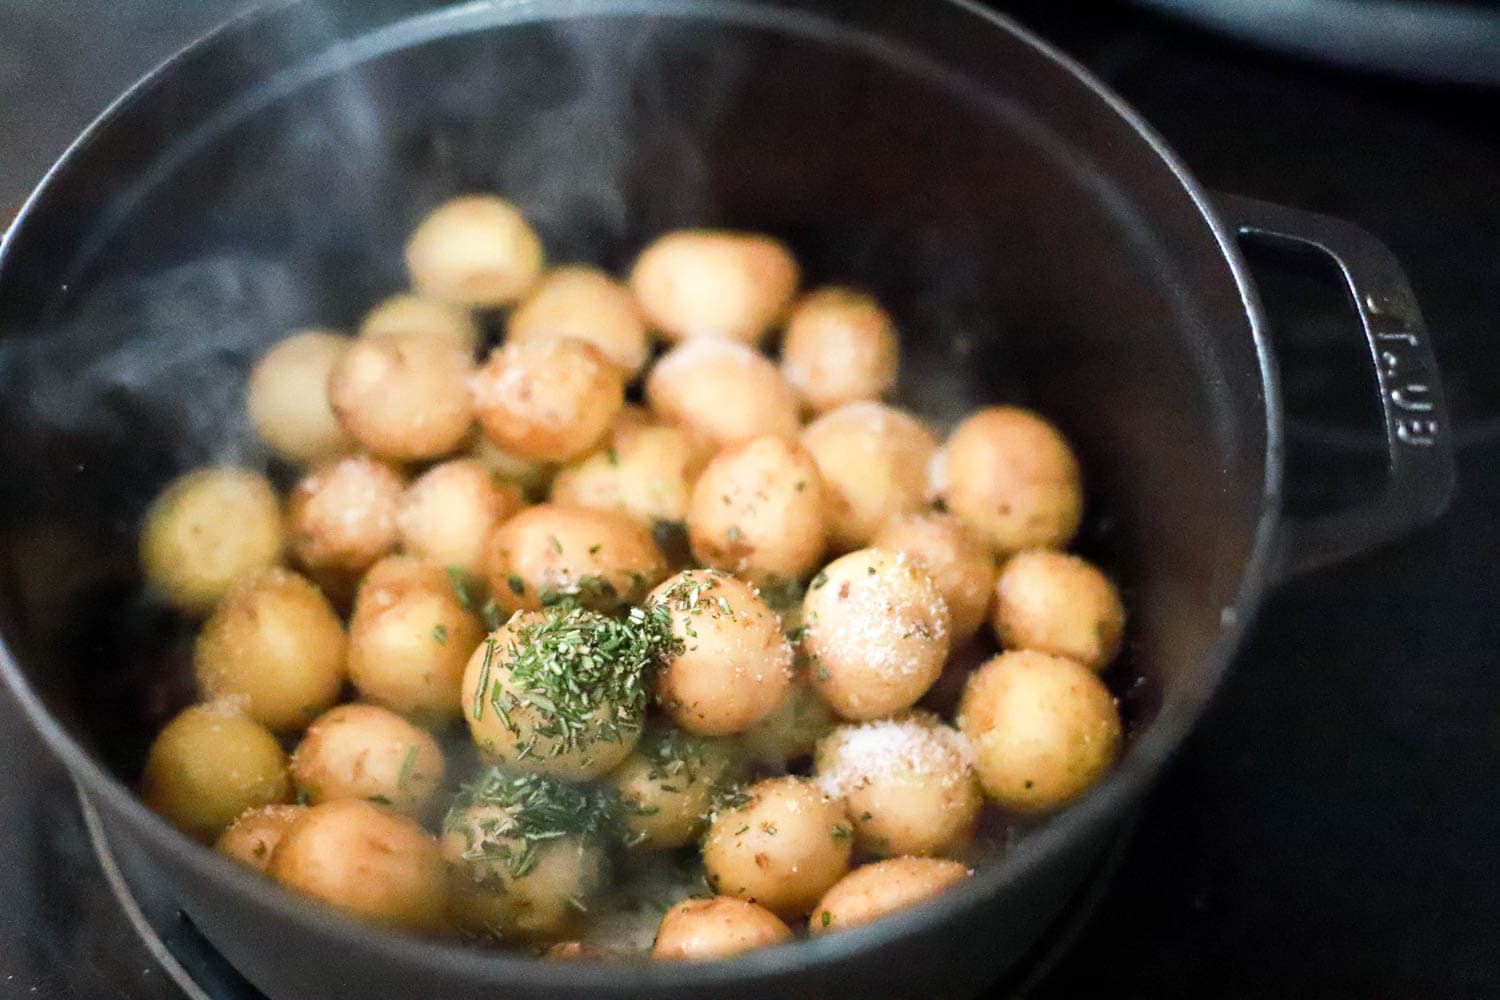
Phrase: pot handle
[{"left": 1214, "top": 193, "right": 1455, "bottom": 578}]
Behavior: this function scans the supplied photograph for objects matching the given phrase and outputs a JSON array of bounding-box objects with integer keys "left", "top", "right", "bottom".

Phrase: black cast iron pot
[{"left": 0, "top": 2, "right": 1455, "bottom": 998}]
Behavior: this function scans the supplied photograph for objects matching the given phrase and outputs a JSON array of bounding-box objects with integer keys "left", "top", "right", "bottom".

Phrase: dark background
[{"left": 0, "top": 2, "right": 1497, "bottom": 998}]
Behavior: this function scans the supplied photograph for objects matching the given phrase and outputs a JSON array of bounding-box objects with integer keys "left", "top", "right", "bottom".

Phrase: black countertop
[{"left": 1, "top": 3, "right": 1497, "bottom": 998}]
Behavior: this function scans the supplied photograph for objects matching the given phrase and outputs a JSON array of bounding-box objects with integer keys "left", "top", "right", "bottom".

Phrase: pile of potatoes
[{"left": 137, "top": 193, "right": 1127, "bottom": 959}]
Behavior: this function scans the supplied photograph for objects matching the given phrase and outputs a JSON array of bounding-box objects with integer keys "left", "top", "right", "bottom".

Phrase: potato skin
[
  {"left": 247, "top": 331, "right": 357, "bottom": 464},
  {"left": 646, "top": 340, "right": 800, "bottom": 449},
  {"left": 291, "top": 704, "right": 446, "bottom": 817},
  {"left": 482, "top": 504, "right": 666, "bottom": 613},
  {"left": 472, "top": 336, "right": 625, "bottom": 463},
  {"left": 359, "top": 293, "right": 480, "bottom": 351},
  {"left": 405, "top": 194, "right": 544, "bottom": 307},
  {"left": 141, "top": 705, "right": 291, "bottom": 843},
  {"left": 802, "top": 402, "right": 937, "bottom": 552},
  {"left": 193, "top": 568, "right": 347, "bottom": 731},
  {"left": 629, "top": 230, "right": 799, "bottom": 345},
  {"left": 508, "top": 265, "right": 650, "bottom": 375},
  {"left": 609, "top": 731, "right": 736, "bottom": 849},
  {"left": 701, "top": 776, "right": 852, "bottom": 918},
  {"left": 649, "top": 571, "right": 793, "bottom": 736},
  {"left": 780, "top": 287, "right": 898, "bottom": 414},
  {"left": 397, "top": 459, "right": 524, "bottom": 579},
  {"left": 288, "top": 455, "right": 405, "bottom": 578},
  {"left": 810, "top": 857, "right": 970, "bottom": 935},
  {"left": 871, "top": 512, "right": 997, "bottom": 647},
  {"left": 957, "top": 650, "right": 1122, "bottom": 813},
  {"left": 215, "top": 804, "right": 306, "bottom": 872},
  {"left": 328, "top": 332, "right": 474, "bottom": 461},
  {"left": 736, "top": 671, "right": 836, "bottom": 766},
  {"left": 993, "top": 549, "right": 1125, "bottom": 671},
  {"left": 687, "top": 436, "right": 827, "bottom": 590},
  {"left": 270, "top": 799, "right": 447, "bottom": 931},
  {"left": 550, "top": 420, "right": 706, "bottom": 528},
  {"left": 139, "top": 467, "right": 284, "bottom": 616},
  {"left": 801, "top": 548, "right": 950, "bottom": 721},
  {"left": 652, "top": 896, "right": 792, "bottom": 960},
  {"left": 933, "top": 406, "right": 1083, "bottom": 552}
]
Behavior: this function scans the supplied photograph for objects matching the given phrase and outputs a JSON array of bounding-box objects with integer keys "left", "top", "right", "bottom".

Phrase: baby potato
[
  {"left": 405, "top": 194, "right": 544, "bottom": 307},
  {"left": 810, "top": 858, "right": 970, "bottom": 935},
  {"left": 193, "top": 568, "right": 346, "bottom": 731},
  {"left": 139, "top": 466, "right": 284, "bottom": 616},
  {"left": 993, "top": 549, "right": 1125, "bottom": 671},
  {"left": 645, "top": 340, "right": 800, "bottom": 448},
  {"left": 247, "top": 330, "right": 357, "bottom": 464},
  {"left": 550, "top": 420, "right": 706, "bottom": 529},
  {"left": 649, "top": 571, "right": 793, "bottom": 736},
  {"left": 290, "top": 704, "right": 446, "bottom": 817},
  {"left": 469, "top": 433, "right": 556, "bottom": 500},
  {"left": 347, "top": 555, "right": 486, "bottom": 722},
  {"left": 288, "top": 455, "right": 405, "bottom": 579},
  {"left": 328, "top": 332, "right": 474, "bottom": 462},
  {"left": 141, "top": 704, "right": 291, "bottom": 843},
  {"left": 957, "top": 650, "right": 1122, "bottom": 814},
  {"left": 815, "top": 712, "right": 981, "bottom": 858},
  {"left": 871, "top": 512, "right": 997, "bottom": 646},
  {"left": 932, "top": 406, "right": 1084, "bottom": 552},
  {"left": 737, "top": 672, "right": 837, "bottom": 766},
  {"left": 271, "top": 799, "right": 447, "bottom": 931},
  {"left": 472, "top": 336, "right": 625, "bottom": 463},
  {"left": 629, "top": 230, "right": 799, "bottom": 345},
  {"left": 686, "top": 436, "right": 827, "bottom": 590},
  {"left": 652, "top": 896, "right": 792, "bottom": 960},
  {"left": 462, "top": 609, "right": 650, "bottom": 779},
  {"left": 780, "top": 287, "right": 898, "bottom": 414},
  {"left": 215, "top": 804, "right": 306, "bottom": 872},
  {"left": 802, "top": 402, "right": 937, "bottom": 552},
  {"left": 397, "top": 459, "right": 524, "bottom": 579},
  {"left": 702, "top": 776, "right": 852, "bottom": 919},
  {"left": 801, "top": 549, "right": 950, "bottom": 721},
  {"left": 482, "top": 503, "right": 666, "bottom": 613},
  {"left": 358, "top": 293, "right": 480, "bottom": 352},
  {"left": 508, "top": 265, "right": 650, "bottom": 375},
  {"left": 610, "top": 728, "right": 737, "bottom": 849}
]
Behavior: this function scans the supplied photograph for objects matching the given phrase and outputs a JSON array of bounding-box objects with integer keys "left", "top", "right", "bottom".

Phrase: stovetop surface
[{"left": 1, "top": 2, "right": 1497, "bottom": 998}]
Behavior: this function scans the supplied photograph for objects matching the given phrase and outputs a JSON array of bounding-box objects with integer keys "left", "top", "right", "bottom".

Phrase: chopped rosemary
[
  {"left": 821, "top": 911, "right": 831, "bottom": 927},
  {"left": 432, "top": 624, "right": 449, "bottom": 645},
  {"left": 507, "top": 574, "right": 526, "bottom": 596},
  {"left": 472, "top": 638, "right": 497, "bottom": 721},
  {"left": 447, "top": 566, "right": 475, "bottom": 609},
  {"left": 480, "top": 598, "right": 506, "bottom": 631},
  {"left": 444, "top": 769, "right": 622, "bottom": 880},
  {"left": 398, "top": 746, "right": 418, "bottom": 790},
  {"left": 605, "top": 446, "right": 619, "bottom": 466},
  {"left": 809, "top": 570, "right": 828, "bottom": 590}
]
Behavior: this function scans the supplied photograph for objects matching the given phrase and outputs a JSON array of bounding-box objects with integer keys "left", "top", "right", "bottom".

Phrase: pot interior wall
[{"left": 0, "top": 0, "right": 1265, "bottom": 810}]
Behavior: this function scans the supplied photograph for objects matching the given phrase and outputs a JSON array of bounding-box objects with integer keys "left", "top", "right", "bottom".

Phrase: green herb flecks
[
  {"left": 433, "top": 624, "right": 449, "bottom": 645},
  {"left": 507, "top": 574, "right": 526, "bottom": 596},
  {"left": 398, "top": 746, "right": 419, "bottom": 790},
  {"left": 447, "top": 566, "right": 475, "bottom": 610},
  {"left": 472, "top": 638, "right": 498, "bottom": 721},
  {"left": 444, "top": 769, "right": 622, "bottom": 880}
]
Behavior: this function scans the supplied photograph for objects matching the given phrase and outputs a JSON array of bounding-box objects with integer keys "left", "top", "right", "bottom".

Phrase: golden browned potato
[
  {"left": 215, "top": 804, "right": 306, "bottom": 872},
  {"left": 810, "top": 857, "right": 970, "bottom": 935},
  {"left": 472, "top": 336, "right": 625, "bottom": 463},
  {"left": 801, "top": 548, "right": 950, "bottom": 721},
  {"left": 629, "top": 230, "right": 799, "bottom": 345},
  {"left": 482, "top": 503, "right": 666, "bottom": 613},
  {"left": 247, "top": 331, "right": 357, "bottom": 464},
  {"left": 649, "top": 571, "right": 793, "bottom": 736},
  {"left": 815, "top": 712, "right": 981, "bottom": 858},
  {"left": 441, "top": 771, "right": 614, "bottom": 939},
  {"left": 396, "top": 459, "right": 524, "bottom": 579},
  {"left": 550, "top": 420, "right": 706, "bottom": 529},
  {"left": 290, "top": 705, "right": 446, "bottom": 817},
  {"left": 802, "top": 402, "right": 937, "bottom": 552},
  {"left": 358, "top": 293, "right": 480, "bottom": 352},
  {"left": 468, "top": 433, "right": 556, "bottom": 500},
  {"left": 346, "top": 555, "right": 486, "bottom": 721},
  {"left": 270, "top": 799, "right": 447, "bottom": 931},
  {"left": 193, "top": 568, "right": 346, "bottom": 731},
  {"left": 462, "top": 608, "right": 655, "bottom": 779},
  {"left": 139, "top": 467, "right": 284, "bottom": 616},
  {"left": 652, "top": 896, "right": 793, "bottom": 960},
  {"left": 508, "top": 265, "right": 650, "bottom": 375},
  {"left": 871, "top": 512, "right": 997, "bottom": 646},
  {"left": 686, "top": 436, "right": 826, "bottom": 590},
  {"left": 701, "top": 776, "right": 852, "bottom": 918},
  {"left": 932, "top": 406, "right": 1083, "bottom": 552},
  {"left": 737, "top": 671, "right": 837, "bottom": 766},
  {"left": 327, "top": 332, "right": 474, "bottom": 462},
  {"left": 957, "top": 650, "right": 1122, "bottom": 813},
  {"left": 141, "top": 704, "right": 291, "bottom": 843},
  {"left": 993, "top": 549, "right": 1125, "bottom": 671},
  {"left": 645, "top": 340, "right": 800, "bottom": 448},
  {"left": 780, "top": 288, "right": 898, "bottom": 414},
  {"left": 404, "top": 194, "right": 544, "bottom": 307},
  {"left": 288, "top": 455, "right": 405, "bottom": 579},
  {"left": 609, "top": 728, "right": 737, "bottom": 849}
]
